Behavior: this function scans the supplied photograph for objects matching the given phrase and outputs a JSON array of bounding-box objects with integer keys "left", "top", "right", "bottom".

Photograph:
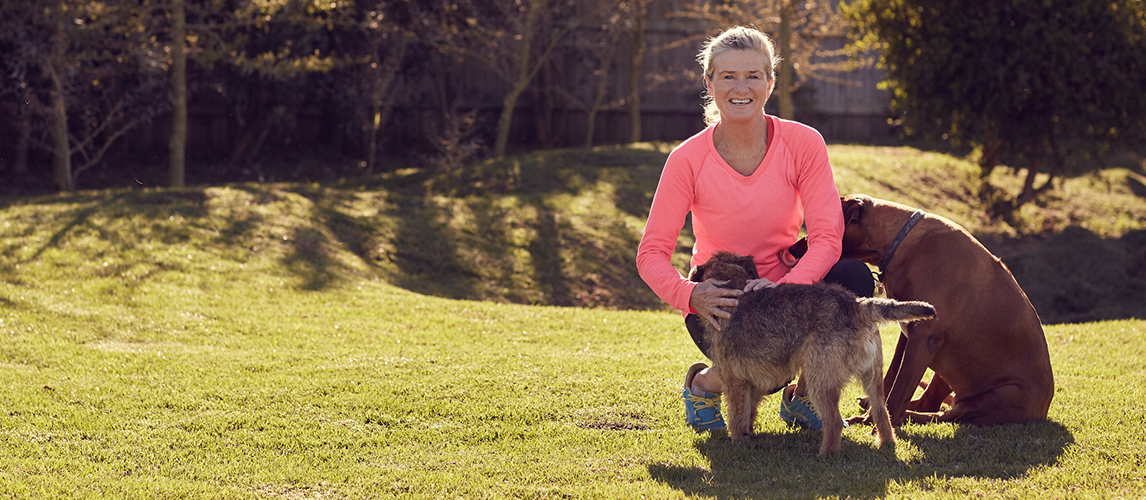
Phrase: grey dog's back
[{"left": 718, "top": 282, "right": 935, "bottom": 366}]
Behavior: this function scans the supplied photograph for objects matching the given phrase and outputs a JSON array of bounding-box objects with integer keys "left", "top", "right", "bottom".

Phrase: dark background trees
[
  {"left": 1, "top": 0, "right": 168, "bottom": 191},
  {"left": 844, "top": 0, "right": 1146, "bottom": 221},
  {"left": 0, "top": 0, "right": 1142, "bottom": 208}
]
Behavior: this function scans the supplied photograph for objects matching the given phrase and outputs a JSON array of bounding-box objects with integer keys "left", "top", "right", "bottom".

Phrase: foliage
[
  {"left": 843, "top": 0, "right": 1146, "bottom": 221},
  {"left": 0, "top": 172, "right": 1143, "bottom": 497},
  {"left": 0, "top": 0, "right": 169, "bottom": 190}
]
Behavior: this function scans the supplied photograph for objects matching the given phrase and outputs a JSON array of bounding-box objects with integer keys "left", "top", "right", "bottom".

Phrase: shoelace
[
  {"left": 685, "top": 391, "right": 721, "bottom": 409},
  {"left": 793, "top": 394, "right": 821, "bottom": 418},
  {"left": 685, "top": 390, "right": 723, "bottom": 426}
]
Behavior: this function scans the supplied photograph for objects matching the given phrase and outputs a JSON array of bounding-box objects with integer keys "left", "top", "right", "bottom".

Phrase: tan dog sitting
[
  {"left": 840, "top": 194, "right": 1054, "bottom": 426},
  {"left": 689, "top": 251, "right": 935, "bottom": 456}
]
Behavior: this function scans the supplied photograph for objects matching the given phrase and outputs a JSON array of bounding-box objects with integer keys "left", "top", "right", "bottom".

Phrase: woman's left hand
[{"left": 743, "top": 278, "right": 778, "bottom": 293}]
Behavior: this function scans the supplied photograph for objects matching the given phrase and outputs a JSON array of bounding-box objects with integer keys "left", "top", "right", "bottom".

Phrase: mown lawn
[{"left": 1, "top": 144, "right": 1144, "bottom": 498}]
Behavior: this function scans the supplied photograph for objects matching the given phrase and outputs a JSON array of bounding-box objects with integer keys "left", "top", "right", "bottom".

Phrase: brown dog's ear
[{"left": 841, "top": 195, "right": 865, "bottom": 228}]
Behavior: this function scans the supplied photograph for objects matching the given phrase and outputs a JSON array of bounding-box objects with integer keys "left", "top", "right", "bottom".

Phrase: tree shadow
[
  {"left": 19, "top": 190, "right": 211, "bottom": 264},
  {"left": 1127, "top": 172, "right": 1146, "bottom": 199},
  {"left": 1004, "top": 227, "right": 1146, "bottom": 324},
  {"left": 280, "top": 225, "right": 337, "bottom": 291},
  {"left": 525, "top": 197, "right": 572, "bottom": 307},
  {"left": 383, "top": 196, "right": 481, "bottom": 300},
  {"left": 20, "top": 193, "right": 129, "bottom": 264},
  {"left": 648, "top": 420, "right": 1073, "bottom": 499}
]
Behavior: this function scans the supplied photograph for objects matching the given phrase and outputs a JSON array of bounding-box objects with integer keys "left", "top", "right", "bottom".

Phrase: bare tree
[
  {"left": 338, "top": 2, "right": 413, "bottom": 174},
  {"left": 580, "top": 23, "right": 622, "bottom": 148},
  {"left": 412, "top": 0, "right": 600, "bottom": 157},
  {"left": 544, "top": 1, "right": 630, "bottom": 148},
  {"left": 157, "top": 0, "right": 241, "bottom": 186}
]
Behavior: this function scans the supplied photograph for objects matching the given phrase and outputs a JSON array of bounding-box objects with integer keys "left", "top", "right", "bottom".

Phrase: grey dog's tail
[{"left": 859, "top": 297, "right": 937, "bottom": 324}]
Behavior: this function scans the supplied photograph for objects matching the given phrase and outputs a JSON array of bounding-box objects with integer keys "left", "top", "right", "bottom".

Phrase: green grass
[{"left": 1, "top": 144, "right": 1144, "bottom": 498}]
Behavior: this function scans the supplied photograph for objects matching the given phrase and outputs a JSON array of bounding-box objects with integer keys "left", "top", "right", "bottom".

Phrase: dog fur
[
  {"left": 689, "top": 251, "right": 936, "bottom": 456},
  {"left": 840, "top": 194, "right": 1054, "bottom": 426}
]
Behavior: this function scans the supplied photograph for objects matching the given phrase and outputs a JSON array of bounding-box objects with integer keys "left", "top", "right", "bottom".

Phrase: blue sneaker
[
  {"left": 683, "top": 362, "right": 725, "bottom": 431},
  {"left": 778, "top": 385, "right": 847, "bottom": 430}
]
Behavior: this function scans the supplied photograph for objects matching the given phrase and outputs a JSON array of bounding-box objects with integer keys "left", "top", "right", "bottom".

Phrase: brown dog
[
  {"left": 840, "top": 194, "right": 1054, "bottom": 426},
  {"left": 690, "top": 251, "right": 935, "bottom": 456}
]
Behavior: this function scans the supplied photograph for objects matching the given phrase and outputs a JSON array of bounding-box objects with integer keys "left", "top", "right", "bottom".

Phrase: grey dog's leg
[
  {"left": 809, "top": 384, "right": 844, "bottom": 456},
  {"left": 862, "top": 346, "right": 896, "bottom": 447},
  {"left": 724, "top": 376, "right": 754, "bottom": 441}
]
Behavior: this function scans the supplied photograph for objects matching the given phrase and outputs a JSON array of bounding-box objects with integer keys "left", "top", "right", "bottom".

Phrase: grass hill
[{"left": 3, "top": 143, "right": 1144, "bottom": 323}]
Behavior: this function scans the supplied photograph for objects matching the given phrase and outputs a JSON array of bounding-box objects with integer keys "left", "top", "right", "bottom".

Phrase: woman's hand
[
  {"left": 743, "top": 278, "right": 778, "bottom": 293},
  {"left": 690, "top": 280, "right": 743, "bottom": 331}
]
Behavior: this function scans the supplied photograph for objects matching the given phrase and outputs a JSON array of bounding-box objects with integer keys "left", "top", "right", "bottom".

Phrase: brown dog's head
[
  {"left": 841, "top": 194, "right": 871, "bottom": 229},
  {"left": 840, "top": 194, "right": 879, "bottom": 262},
  {"left": 689, "top": 251, "right": 759, "bottom": 290}
]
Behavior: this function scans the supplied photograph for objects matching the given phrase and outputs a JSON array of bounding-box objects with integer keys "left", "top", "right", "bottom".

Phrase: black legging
[{"left": 685, "top": 258, "right": 874, "bottom": 359}]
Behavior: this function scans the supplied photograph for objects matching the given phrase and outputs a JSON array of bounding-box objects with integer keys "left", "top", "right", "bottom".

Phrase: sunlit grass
[{"left": 0, "top": 143, "right": 1143, "bottom": 497}]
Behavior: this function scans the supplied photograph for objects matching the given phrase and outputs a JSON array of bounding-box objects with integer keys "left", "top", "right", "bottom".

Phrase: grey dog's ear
[
  {"left": 733, "top": 254, "right": 759, "bottom": 280},
  {"left": 688, "top": 262, "right": 708, "bottom": 283},
  {"left": 841, "top": 195, "right": 866, "bottom": 227}
]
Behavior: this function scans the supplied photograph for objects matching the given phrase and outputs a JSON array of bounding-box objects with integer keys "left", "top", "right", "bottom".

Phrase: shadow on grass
[
  {"left": 1005, "top": 227, "right": 1146, "bottom": 324},
  {"left": 385, "top": 196, "right": 482, "bottom": 300},
  {"left": 1127, "top": 173, "right": 1146, "bottom": 199},
  {"left": 19, "top": 190, "right": 211, "bottom": 264},
  {"left": 525, "top": 197, "right": 573, "bottom": 307},
  {"left": 648, "top": 420, "right": 1073, "bottom": 499}
]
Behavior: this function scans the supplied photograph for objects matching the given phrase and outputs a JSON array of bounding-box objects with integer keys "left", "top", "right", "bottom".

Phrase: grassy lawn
[{"left": 1, "top": 144, "right": 1144, "bottom": 498}]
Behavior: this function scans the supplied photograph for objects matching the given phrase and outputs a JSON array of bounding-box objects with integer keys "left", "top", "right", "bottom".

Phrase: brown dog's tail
[{"left": 859, "top": 297, "right": 937, "bottom": 325}]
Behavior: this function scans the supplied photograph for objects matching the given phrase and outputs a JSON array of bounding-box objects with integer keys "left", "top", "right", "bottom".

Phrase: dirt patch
[{"left": 1000, "top": 227, "right": 1146, "bottom": 324}]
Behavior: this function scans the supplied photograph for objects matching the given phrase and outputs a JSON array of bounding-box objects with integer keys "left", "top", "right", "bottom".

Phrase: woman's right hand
[{"left": 690, "top": 280, "right": 743, "bottom": 331}]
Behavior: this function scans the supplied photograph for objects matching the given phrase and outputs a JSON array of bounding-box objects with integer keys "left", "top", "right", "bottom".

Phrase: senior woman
[{"left": 636, "top": 26, "right": 873, "bottom": 431}]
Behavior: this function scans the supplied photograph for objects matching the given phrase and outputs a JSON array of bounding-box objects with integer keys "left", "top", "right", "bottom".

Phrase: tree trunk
[
  {"left": 628, "top": 0, "right": 647, "bottom": 143},
  {"left": 585, "top": 25, "right": 621, "bottom": 148},
  {"left": 168, "top": 0, "right": 187, "bottom": 187},
  {"left": 494, "top": 85, "right": 526, "bottom": 158},
  {"left": 493, "top": 0, "right": 542, "bottom": 158},
  {"left": 48, "top": 65, "right": 72, "bottom": 192},
  {"left": 44, "top": 7, "right": 73, "bottom": 191},
  {"left": 15, "top": 97, "right": 31, "bottom": 174},
  {"left": 366, "top": 34, "right": 408, "bottom": 174},
  {"left": 367, "top": 49, "right": 384, "bottom": 174},
  {"left": 777, "top": 0, "right": 795, "bottom": 120},
  {"left": 584, "top": 108, "right": 598, "bottom": 148}
]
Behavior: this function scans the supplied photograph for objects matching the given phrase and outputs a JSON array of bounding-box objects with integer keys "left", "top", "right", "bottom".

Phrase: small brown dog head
[
  {"left": 840, "top": 194, "right": 877, "bottom": 261},
  {"left": 841, "top": 194, "right": 871, "bottom": 229},
  {"left": 689, "top": 251, "right": 758, "bottom": 290}
]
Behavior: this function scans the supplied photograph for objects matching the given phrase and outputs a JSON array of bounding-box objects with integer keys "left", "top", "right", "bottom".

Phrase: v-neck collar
[{"left": 707, "top": 115, "right": 777, "bottom": 179}]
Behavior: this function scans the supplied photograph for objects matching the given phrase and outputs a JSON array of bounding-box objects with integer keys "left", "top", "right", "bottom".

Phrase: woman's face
[{"left": 706, "top": 49, "right": 773, "bottom": 124}]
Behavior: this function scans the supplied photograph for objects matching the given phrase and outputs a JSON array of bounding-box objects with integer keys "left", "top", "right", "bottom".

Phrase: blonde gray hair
[{"left": 698, "top": 26, "right": 778, "bottom": 126}]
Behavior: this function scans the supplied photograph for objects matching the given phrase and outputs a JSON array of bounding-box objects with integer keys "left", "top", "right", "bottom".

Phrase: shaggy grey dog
[{"left": 690, "top": 251, "right": 936, "bottom": 456}]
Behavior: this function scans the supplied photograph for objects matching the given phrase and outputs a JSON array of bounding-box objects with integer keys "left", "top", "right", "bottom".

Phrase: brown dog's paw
[
  {"left": 846, "top": 412, "right": 871, "bottom": 426},
  {"left": 855, "top": 396, "right": 870, "bottom": 411}
]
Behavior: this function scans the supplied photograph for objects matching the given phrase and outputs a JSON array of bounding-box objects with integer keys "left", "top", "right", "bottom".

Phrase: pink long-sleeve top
[{"left": 636, "top": 115, "right": 844, "bottom": 314}]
